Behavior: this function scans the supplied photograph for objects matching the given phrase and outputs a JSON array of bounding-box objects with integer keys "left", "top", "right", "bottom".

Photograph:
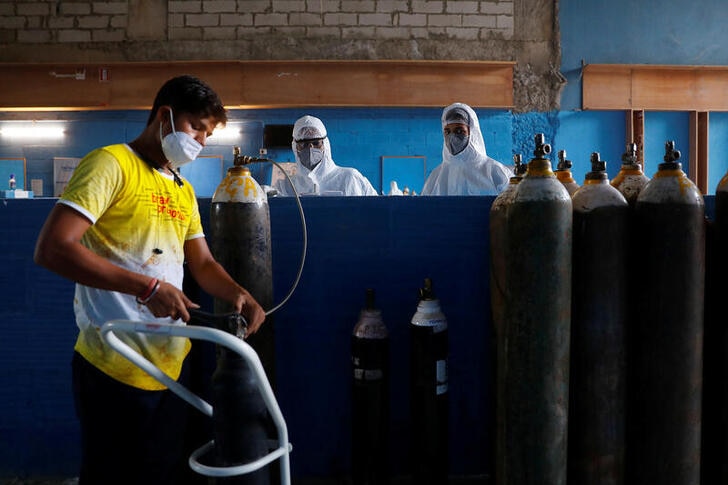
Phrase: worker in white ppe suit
[
  {"left": 273, "top": 115, "right": 378, "bottom": 196},
  {"left": 421, "top": 102, "right": 512, "bottom": 196}
]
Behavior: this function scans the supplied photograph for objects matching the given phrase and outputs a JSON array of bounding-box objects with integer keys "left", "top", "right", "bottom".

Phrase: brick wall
[
  {"left": 0, "top": 1, "right": 514, "bottom": 43},
  {"left": 0, "top": 0, "right": 559, "bottom": 111},
  {"left": 2, "top": 0, "right": 130, "bottom": 43}
]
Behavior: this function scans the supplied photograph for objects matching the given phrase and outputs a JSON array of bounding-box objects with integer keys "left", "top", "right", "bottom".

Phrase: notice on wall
[
  {"left": 53, "top": 157, "right": 81, "bottom": 197},
  {"left": 31, "top": 179, "right": 43, "bottom": 197},
  {"left": 270, "top": 162, "right": 297, "bottom": 188}
]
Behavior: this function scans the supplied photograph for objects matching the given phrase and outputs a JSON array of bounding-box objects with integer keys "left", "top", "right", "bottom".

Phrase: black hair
[{"left": 146, "top": 75, "right": 227, "bottom": 126}]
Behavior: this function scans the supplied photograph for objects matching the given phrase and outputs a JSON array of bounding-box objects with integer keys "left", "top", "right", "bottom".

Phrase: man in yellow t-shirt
[{"left": 34, "top": 75, "right": 266, "bottom": 485}]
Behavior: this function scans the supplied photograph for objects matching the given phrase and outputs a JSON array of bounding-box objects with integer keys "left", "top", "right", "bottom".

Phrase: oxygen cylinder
[
  {"left": 555, "top": 149, "right": 580, "bottom": 196},
  {"left": 410, "top": 278, "right": 448, "bottom": 485},
  {"left": 703, "top": 156, "right": 728, "bottom": 484},
  {"left": 628, "top": 141, "right": 704, "bottom": 485},
  {"left": 568, "top": 152, "right": 628, "bottom": 485},
  {"left": 210, "top": 336, "right": 271, "bottom": 485},
  {"left": 610, "top": 142, "right": 650, "bottom": 207},
  {"left": 489, "top": 153, "right": 526, "bottom": 477},
  {"left": 490, "top": 153, "right": 527, "bottom": 337},
  {"left": 498, "top": 133, "right": 572, "bottom": 485},
  {"left": 210, "top": 148, "right": 275, "bottom": 382},
  {"left": 208, "top": 149, "right": 275, "bottom": 484},
  {"left": 351, "top": 288, "right": 390, "bottom": 485}
]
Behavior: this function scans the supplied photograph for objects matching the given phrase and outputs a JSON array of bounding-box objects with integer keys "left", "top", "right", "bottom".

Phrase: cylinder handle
[
  {"left": 557, "top": 149, "right": 572, "bottom": 170},
  {"left": 533, "top": 133, "right": 552, "bottom": 158}
]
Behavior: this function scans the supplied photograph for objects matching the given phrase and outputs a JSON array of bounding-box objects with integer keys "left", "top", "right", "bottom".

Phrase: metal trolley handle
[{"left": 99, "top": 316, "right": 292, "bottom": 484}]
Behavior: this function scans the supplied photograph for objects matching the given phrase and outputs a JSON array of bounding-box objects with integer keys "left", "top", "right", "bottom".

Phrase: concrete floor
[
  {"left": 1, "top": 480, "right": 78, "bottom": 485},
  {"left": 2, "top": 477, "right": 489, "bottom": 485}
]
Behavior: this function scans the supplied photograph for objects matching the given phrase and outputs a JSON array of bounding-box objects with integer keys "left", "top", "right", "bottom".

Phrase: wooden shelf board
[
  {"left": 0, "top": 60, "right": 515, "bottom": 111},
  {"left": 583, "top": 63, "right": 728, "bottom": 111}
]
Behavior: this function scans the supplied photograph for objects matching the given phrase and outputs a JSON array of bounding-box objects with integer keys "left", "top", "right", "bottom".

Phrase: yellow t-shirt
[{"left": 60, "top": 143, "right": 204, "bottom": 390}]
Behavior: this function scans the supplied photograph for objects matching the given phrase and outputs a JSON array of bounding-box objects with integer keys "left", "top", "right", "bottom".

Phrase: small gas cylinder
[
  {"left": 210, "top": 147, "right": 275, "bottom": 382},
  {"left": 499, "top": 133, "right": 572, "bottom": 485},
  {"left": 410, "top": 278, "right": 448, "bottom": 485},
  {"left": 351, "top": 288, "right": 390, "bottom": 485},
  {"left": 610, "top": 142, "right": 650, "bottom": 206},
  {"left": 568, "top": 152, "right": 628, "bottom": 484},
  {"left": 704, "top": 152, "right": 728, "bottom": 484},
  {"left": 555, "top": 149, "right": 580, "bottom": 196},
  {"left": 628, "top": 141, "right": 704, "bottom": 485}
]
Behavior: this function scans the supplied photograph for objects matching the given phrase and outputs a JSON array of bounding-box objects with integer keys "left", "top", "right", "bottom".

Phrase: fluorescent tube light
[{"left": 0, "top": 122, "right": 66, "bottom": 140}]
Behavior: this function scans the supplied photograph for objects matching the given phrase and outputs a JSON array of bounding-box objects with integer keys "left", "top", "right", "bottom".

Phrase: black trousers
[{"left": 72, "top": 348, "right": 215, "bottom": 485}]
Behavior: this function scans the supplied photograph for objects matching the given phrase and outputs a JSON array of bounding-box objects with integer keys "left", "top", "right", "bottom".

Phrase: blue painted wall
[
  {"left": 557, "top": 0, "right": 728, "bottom": 192},
  {"left": 2, "top": 105, "right": 720, "bottom": 200},
  {"left": 0, "top": 196, "right": 497, "bottom": 480},
  {"left": 0, "top": 108, "right": 516, "bottom": 196},
  {"left": 0, "top": 108, "right": 516, "bottom": 198},
  {"left": 560, "top": 0, "right": 728, "bottom": 111}
]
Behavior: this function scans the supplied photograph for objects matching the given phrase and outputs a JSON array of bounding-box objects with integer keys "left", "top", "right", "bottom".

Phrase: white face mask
[
  {"left": 160, "top": 109, "right": 203, "bottom": 168},
  {"left": 299, "top": 147, "right": 324, "bottom": 170}
]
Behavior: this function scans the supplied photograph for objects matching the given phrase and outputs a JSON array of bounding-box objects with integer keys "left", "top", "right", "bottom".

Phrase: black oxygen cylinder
[
  {"left": 489, "top": 153, "right": 526, "bottom": 478},
  {"left": 490, "top": 154, "right": 527, "bottom": 340},
  {"left": 351, "top": 288, "right": 390, "bottom": 485},
  {"left": 610, "top": 142, "right": 649, "bottom": 462},
  {"left": 703, "top": 157, "right": 728, "bottom": 484},
  {"left": 555, "top": 149, "right": 580, "bottom": 196},
  {"left": 210, "top": 151, "right": 275, "bottom": 383},
  {"left": 499, "top": 133, "right": 572, "bottom": 485},
  {"left": 610, "top": 142, "right": 650, "bottom": 207},
  {"left": 410, "top": 278, "right": 449, "bottom": 485},
  {"left": 208, "top": 152, "right": 276, "bottom": 484},
  {"left": 211, "top": 346, "right": 271, "bottom": 485},
  {"left": 568, "top": 152, "right": 628, "bottom": 485},
  {"left": 183, "top": 310, "right": 272, "bottom": 485},
  {"left": 628, "top": 141, "right": 705, "bottom": 485}
]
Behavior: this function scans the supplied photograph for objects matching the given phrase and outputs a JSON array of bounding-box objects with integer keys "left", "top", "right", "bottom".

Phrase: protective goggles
[{"left": 295, "top": 137, "right": 326, "bottom": 150}]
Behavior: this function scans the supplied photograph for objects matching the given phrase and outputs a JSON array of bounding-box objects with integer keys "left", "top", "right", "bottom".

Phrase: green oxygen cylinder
[
  {"left": 568, "top": 152, "right": 629, "bottom": 484},
  {"left": 628, "top": 141, "right": 705, "bottom": 485},
  {"left": 554, "top": 149, "right": 580, "bottom": 196},
  {"left": 499, "top": 134, "right": 572, "bottom": 485}
]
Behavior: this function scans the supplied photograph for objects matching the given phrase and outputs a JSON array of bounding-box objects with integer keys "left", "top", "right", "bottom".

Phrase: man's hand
[{"left": 144, "top": 281, "right": 200, "bottom": 322}]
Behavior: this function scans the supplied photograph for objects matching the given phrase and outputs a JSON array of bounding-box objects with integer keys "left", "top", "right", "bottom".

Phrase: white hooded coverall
[
  {"left": 421, "top": 103, "right": 512, "bottom": 196},
  {"left": 273, "top": 115, "right": 378, "bottom": 196}
]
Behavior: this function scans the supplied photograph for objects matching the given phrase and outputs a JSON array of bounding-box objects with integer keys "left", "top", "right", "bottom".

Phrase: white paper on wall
[{"left": 53, "top": 157, "right": 81, "bottom": 197}]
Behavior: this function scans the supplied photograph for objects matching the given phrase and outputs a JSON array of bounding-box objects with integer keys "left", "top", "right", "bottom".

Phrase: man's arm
[
  {"left": 184, "top": 237, "right": 266, "bottom": 335},
  {"left": 34, "top": 204, "right": 152, "bottom": 296}
]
